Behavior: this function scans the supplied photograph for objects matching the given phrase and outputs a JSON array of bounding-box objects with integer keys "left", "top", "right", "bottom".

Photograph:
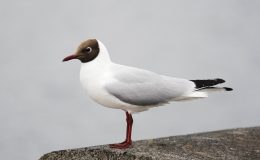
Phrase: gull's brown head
[{"left": 63, "top": 39, "right": 100, "bottom": 63}]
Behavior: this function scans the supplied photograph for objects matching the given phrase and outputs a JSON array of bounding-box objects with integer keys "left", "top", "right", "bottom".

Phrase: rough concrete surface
[{"left": 39, "top": 127, "right": 260, "bottom": 160}]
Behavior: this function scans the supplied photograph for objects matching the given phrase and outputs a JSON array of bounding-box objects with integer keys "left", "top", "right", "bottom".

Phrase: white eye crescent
[
  {"left": 86, "top": 47, "right": 92, "bottom": 53},
  {"left": 82, "top": 47, "right": 92, "bottom": 53}
]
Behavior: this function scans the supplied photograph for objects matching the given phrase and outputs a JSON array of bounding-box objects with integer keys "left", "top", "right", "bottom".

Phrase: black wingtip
[
  {"left": 190, "top": 78, "right": 226, "bottom": 89},
  {"left": 215, "top": 78, "right": 225, "bottom": 84},
  {"left": 224, "top": 87, "right": 233, "bottom": 91}
]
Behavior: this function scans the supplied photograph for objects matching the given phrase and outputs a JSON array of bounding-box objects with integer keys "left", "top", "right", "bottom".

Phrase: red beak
[{"left": 63, "top": 54, "right": 77, "bottom": 62}]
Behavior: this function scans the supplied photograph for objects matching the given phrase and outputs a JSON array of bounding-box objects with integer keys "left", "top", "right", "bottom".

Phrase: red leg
[{"left": 109, "top": 111, "right": 133, "bottom": 149}]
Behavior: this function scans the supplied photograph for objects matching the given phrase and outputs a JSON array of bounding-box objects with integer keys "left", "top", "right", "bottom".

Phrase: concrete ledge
[{"left": 39, "top": 127, "right": 260, "bottom": 160}]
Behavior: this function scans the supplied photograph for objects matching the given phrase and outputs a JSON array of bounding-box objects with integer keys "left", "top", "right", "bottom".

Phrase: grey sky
[{"left": 0, "top": 0, "right": 260, "bottom": 159}]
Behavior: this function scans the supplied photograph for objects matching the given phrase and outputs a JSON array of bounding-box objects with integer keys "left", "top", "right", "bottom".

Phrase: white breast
[{"left": 80, "top": 64, "right": 129, "bottom": 110}]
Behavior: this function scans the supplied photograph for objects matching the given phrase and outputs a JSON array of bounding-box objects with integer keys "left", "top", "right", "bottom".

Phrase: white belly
[{"left": 80, "top": 73, "right": 152, "bottom": 113}]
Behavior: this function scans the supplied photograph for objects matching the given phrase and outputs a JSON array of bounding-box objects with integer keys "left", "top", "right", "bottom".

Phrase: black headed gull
[{"left": 63, "top": 39, "right": 232, "bottom": 149}]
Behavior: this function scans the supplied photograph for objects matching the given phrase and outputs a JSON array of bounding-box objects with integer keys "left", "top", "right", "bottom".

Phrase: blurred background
[{"left": 1, "top": 0, "right": 260, "bottom": 159}]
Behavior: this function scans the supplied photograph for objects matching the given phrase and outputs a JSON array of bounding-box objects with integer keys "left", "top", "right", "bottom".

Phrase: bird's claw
[{"left": 109, "top": 141, "right": 132, "bottom": 149}]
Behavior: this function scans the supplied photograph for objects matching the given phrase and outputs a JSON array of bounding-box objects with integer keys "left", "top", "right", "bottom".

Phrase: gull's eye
[{"left": 82, "top": 47, "right": 92, "bottom": 53}]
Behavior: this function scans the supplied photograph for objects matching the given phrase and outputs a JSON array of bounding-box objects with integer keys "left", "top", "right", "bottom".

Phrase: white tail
[
  {"left": 174, "top": 91, "right": 208, "bottom": 101},
  {"left": 174, "top": 86, "right": 232, "bottom": 102}
]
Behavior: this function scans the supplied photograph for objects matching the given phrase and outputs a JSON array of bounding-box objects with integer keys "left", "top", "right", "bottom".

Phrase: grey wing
[{"left": 105, "top": 66, "right": 195, "bottom": 106}]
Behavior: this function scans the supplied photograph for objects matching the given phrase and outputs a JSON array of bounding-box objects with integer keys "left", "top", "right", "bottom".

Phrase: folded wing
[{"left": 105, "top": 65, "right": 195, "bottom": 106}]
